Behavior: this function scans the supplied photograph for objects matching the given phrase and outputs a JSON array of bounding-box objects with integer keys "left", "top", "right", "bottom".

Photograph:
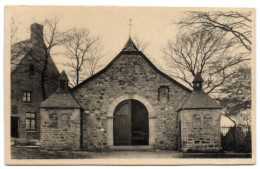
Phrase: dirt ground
[{"left": 11, "top": 146, "right": 252, "bottom": 159}]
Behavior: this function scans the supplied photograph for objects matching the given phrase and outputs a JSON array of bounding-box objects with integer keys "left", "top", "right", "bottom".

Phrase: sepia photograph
[{"left": 4, "top": 5, "right": 255, "bottom": 165}]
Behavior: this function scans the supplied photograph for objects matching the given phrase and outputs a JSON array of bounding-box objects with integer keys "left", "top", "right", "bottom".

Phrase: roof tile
[
  {"left": 123, "top": 37, "right": 138, "bottom": 51},
  {"left": 40, "top": 89, "right": 81, "bottom": 108},
  {"left": 177, "top": 90, "right": 222, "bottom": 111}
]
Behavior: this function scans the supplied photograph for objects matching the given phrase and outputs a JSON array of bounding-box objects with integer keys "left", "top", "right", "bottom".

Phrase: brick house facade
[{"left": 11, "top": 23, "right": 60, "bottom": 140}]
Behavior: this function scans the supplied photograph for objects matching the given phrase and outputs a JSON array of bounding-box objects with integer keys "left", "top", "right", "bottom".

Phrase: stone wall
[
  {"left": 11, "top": 50, "right": 60, "bottom": 140},
  {"left": 40, "top": 108, "right": 81, "bottom": 150},
  {"left": 72, "top": 53, "right": 190, "bottom": 150},
  {"left": 179, "top": 109, "right": 222, "bottom": 152}
]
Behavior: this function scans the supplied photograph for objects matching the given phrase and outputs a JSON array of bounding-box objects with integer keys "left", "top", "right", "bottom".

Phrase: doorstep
[{"left": 109, "top": 145, "right": 153, "bottom": 151}]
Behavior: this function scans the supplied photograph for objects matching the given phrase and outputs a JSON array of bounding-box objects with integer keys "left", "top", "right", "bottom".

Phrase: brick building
[
  {"left": 39, "top": 38, "right": 222, "bottom": 152},
  {"left": 11, "top": 23, "right": 60, "bottom": 141}
]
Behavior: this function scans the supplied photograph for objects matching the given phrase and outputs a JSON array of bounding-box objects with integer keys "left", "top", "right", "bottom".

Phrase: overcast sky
[
  {"left": 7, "top": 6, "right": 252, "bottom": 90},
  {"left": 8, "top": 6, "right": 186, "bottom": 72}
]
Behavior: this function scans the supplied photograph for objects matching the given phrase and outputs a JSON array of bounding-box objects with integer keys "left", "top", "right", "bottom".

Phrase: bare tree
[
  {"left": 173, "top": 11, "right": 253, "bottom": 128},
  {"left": 163, "top": 29, "right": 250, "bottom": 94},
  {"left": 11, "top": 18, "right": 19, "bottom": 44},
  {"left": 82, "top": 44, "right": 104, "bottom": 78},
  {"left": 216, "top": 65, "right": 251, "bottom": 116},
  {"left": 11, "top": 17, "right": 69, "bottom": 99},
  {"left": 63, "top": 28, "right": 103, "bottom": 86},
  {"left": 217, "top": 64, "right": 251, "bottom": 129},
  {"left": 178, "top": 11, "right": 252, "bottom": 52}
]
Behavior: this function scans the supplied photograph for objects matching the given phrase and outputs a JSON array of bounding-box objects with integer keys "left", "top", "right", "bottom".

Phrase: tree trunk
[
  {"left": 41, "top": 69, "right": 47, "bottom": 100},
  {"left": 41, "top": 53, "right": 49, "bottom": 100},
  {"left": 76, "top": 70, "right": 79, "bottom": 85}
]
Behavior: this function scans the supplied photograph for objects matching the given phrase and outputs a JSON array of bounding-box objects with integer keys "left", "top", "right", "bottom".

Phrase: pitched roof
[
  {"left": 177, "top": 90, "right": 222, "bottom": 111},
  {"left": 122, "top": 37, "right": 138, "bottom": 51},
  {"left": 11, "top": 23, "right": 45, "bottom": 73},
  {"left": 71, "top": 49, "right": 192, "bottom": 93},
  {"left": 71, "top": 38, "right": 192, "bottom": 92},
  {"left": 11, "top": 39, "right": 32, "bottom": 73},
  {"left": 11, "top": 39, "right": 60, "bottom": 76},
  {"left": 40, "top": 89, "right": 81, "bottom": 108},
  {"left": 58, "top": 70, "right": 69, "bottom": 81}
]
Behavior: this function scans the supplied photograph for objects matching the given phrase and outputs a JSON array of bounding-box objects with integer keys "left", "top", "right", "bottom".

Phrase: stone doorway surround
[{"left": 107, "top": 94, "right": 156, "bottom": 147}]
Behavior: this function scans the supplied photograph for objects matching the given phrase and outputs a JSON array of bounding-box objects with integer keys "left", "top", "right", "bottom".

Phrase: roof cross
[{"left": 128, "top": 19, "right": 133, "bottom": 38}]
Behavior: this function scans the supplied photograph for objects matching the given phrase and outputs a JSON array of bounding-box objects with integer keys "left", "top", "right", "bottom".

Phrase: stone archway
[
  {"left": 113, "top": 99, "right": 149, "bottom": 145},
  {"left": 107, "top": 94, "right": 156, "bottom": 147}
]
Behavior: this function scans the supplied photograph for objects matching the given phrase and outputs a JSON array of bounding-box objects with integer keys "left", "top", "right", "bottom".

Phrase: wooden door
[
  {"left": 11, "top": 117, "right": 19, "bottom": 138},
  {"left": 131, "top": 100, "right": 149, "bottom": 145},
  {"left": 114, "top": 100, "right": 132, "bottom": 145}
]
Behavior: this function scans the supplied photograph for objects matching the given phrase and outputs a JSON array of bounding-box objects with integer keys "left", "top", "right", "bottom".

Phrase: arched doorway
[{"left": 113, "top": 99, "right": 149, "bottom": 145}]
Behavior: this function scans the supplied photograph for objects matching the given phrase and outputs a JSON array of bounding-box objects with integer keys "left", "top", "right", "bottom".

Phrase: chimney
[{"left": 30, "top": 23, "right": 43, "bottom": 43}]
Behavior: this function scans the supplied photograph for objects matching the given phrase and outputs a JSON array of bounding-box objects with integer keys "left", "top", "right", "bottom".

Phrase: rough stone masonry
[
  {"left": 40, "top": 37, "right": 222, "bottom": 152},
  {"left": 70, "top": 38, "right": 191, "bottom": 151}
]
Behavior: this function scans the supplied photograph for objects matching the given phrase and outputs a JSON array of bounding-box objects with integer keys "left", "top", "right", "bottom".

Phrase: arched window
[
  {"left": 192, "top": 114, "right": 201, "bottom": 128},
  {"left": 203, "top": 114, "right": 212, "bottom": 128},
  {"left": 49, "top": 113, "right": 58, "bottom": 128},
  {"left": 61, "top": 114, "right": 70, "bottom": 129}
]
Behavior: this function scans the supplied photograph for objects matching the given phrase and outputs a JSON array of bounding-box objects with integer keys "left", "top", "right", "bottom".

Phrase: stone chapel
[{"left": 39, "top": 37, "right": 222, "bottom": 152}]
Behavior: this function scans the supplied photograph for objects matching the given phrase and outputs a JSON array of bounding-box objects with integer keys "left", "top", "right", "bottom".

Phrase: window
[
  {"left": 192, "top": 114, "right": 201, "bottom": 128},
  {"left": 158, "top": 86, "right": 169, "bottom": 102},
  {"left": 61, "top": 114, "right": 70, "bottom": 129},
  {"left": 203, "top": 114, "right": 212, "bottom": 128},
  {"left": 49, "top": 113, "right": 58, "bottom": 128},
  {"left": 12, "top": 105, "right": 17, "bottom": 114},
  {"left": 26, "top": 112, "right": 36, "bottom": 131},
  {"left": 29, "top": 64, "right": 35, "bottom": 77},
  {"left": 22, "top": 91, "right": 31, "bottom": 102}
]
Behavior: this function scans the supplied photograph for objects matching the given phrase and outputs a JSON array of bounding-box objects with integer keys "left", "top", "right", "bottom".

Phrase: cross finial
[{"left": 129, "top": 19, "right": 133, "bottom": 38}]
